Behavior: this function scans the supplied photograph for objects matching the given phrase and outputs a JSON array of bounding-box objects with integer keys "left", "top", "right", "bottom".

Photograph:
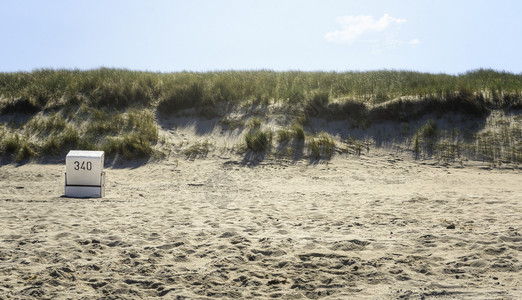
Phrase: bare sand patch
[{"left": 1, "top": 151, "right": 521, "bottom": 299}]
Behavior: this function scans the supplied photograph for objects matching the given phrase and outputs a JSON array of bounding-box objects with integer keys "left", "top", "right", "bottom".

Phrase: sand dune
[{"left": 1, "top": 150, "right": 521, "bottom": 299}]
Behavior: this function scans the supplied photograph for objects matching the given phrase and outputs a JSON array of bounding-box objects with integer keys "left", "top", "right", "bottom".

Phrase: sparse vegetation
[
  {"left": 247, "top": 117, "right": 263, "bottom": 129},
  {"left": 421, "top": 120, "right": 438, "bottom": 139},
  {"left": 245, "top": 129, "right": 273, "bottom": 153},
  {"left": 405, "top": 112, "right": 522, "bottom": 165},
  {"left": 184, "top": 140, "right": 212, "bottom": 159},
  {"left": 277, "top": 129, "right": 292, "bottom": 143},
  {"left": 307, "top": 132, "right": 336, "bottom": 159},
  {"left": 219, "top": 117, "right": 244, "bottom": 130},
  {"left": 290, "top": 122, "right": 306, "bottom": 141}
]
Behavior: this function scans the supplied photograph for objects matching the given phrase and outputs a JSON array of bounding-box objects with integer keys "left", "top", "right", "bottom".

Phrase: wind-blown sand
[{"left": 1, "top": 151, "right": 521, "bottom": 299}]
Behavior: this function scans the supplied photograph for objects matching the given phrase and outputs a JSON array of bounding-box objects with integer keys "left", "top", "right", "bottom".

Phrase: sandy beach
[
  {"left": 1, "top": 149, "right": 521, "bottom": 299},
  {"left": 1, "top": 4, "right": 522, "bottom": 298}
]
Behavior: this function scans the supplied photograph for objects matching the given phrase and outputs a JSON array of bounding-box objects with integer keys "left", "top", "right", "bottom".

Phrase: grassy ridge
[
  {"left": 1, "top": 68, "right": 521, "bottom": 164},
  {"left": 2, "top": 68, "right": 522, "bottom": 110}
]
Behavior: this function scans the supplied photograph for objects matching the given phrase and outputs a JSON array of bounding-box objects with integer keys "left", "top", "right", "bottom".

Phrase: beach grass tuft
[
  {"left": 307, "top": 132, "right": 336, "bottom": 159},
  {"left": 245, "top": 129, "right": 273, "bottom": 153},
  {"left": 184, "top": 140, "right": 212, "bottom": 159}
]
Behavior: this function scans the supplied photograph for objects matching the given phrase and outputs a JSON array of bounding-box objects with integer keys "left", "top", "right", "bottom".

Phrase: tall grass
[
  {"left": 0, "top": 107, "right": 158, "bottom": 160},
  {"left": 1, "top": 68, "right": 521, "bottom": 162},
  {"left": 307, "top": 132, "right": 336, "bottom": 159},
  {"left": 2, "top": 69, "right": 521, "bottom": 115},
  {"left": 245, "top": 129, "right": 273, "bottom": 153}
]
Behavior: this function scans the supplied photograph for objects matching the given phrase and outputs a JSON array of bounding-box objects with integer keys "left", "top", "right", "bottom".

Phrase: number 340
[{"left": 74, "top": 161, "right": 92, "bottom": 171}]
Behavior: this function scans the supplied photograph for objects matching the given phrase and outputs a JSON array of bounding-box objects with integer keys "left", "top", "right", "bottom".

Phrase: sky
[{"left": 1, "top": 0, "right": 522, "bottom": 74}]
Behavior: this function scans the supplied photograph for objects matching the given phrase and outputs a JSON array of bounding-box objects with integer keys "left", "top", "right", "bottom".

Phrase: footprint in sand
[{"left": 204, "top": 172, "right": 239, "bottom": 208}]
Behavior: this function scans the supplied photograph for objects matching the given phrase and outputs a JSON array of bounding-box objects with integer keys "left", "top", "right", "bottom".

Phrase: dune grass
[
  {"left": 1, "top": 68, "right": 521, "bottom": 164},
  {"left": 0, "top": 106, "right": 158, "bottom": 161},
  {"left": 407, "top": 113, "right": 522, "bottom": 166},
  {"left": 276, "top": 128, "right": 293, "bottom": 143},
  {"left": 245, "top": 129, "right": 273, "bottom": 153},
  {"left": 219, "top": 116, "right": 245, "bottom": 130},
  {"left": 184, "top": 140, "right": 213, "bottom": 159},
  {"left": 2, "top": 68, "right": 521, "bottom": 115},
  {"left": 246, "top": 117, "right": 263, "bottom": 129},
  {"left": 307, "top": 132, "right": 336, "bottom": 159}
]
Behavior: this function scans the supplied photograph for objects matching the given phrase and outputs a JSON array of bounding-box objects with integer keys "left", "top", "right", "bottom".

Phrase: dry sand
[{"left": 1, "top": 149, "right": 521, "bottom": 299}]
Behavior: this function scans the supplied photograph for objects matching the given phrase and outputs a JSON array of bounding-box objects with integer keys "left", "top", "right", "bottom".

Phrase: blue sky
[{"left": 1, "top": 0, "right": 521, "bottom": 74}]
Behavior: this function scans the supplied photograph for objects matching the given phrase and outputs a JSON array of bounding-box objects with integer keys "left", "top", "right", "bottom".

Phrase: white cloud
[
  {"left": 409, "top": 38, "right": 421, "bottom": 46},
  {"left": 325, "top": 14, "right": 406, "bottom": 44}
]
